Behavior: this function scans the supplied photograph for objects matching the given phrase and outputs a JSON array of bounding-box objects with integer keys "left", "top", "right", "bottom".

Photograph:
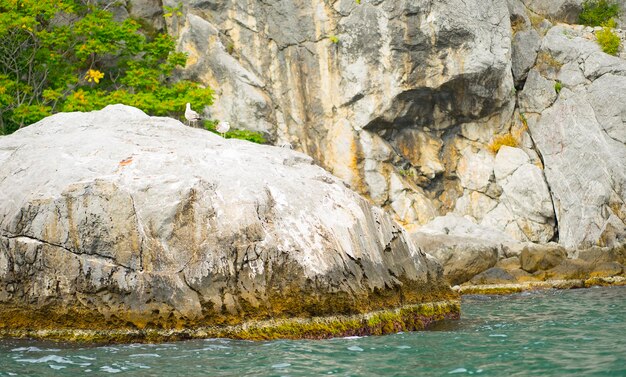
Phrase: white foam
[
  {"left": 100, "top": 366, "right": 122, "bottom": 373},
  {"left": 129, "top": 353, "right": 161, "bottom": 358},
  {"left": 11, "top": 347, "right": 61, "bottom": 352},
  {"left": 448, "top": 368, "right": 468, "bottom": 374},
  {"left": 271, "top": 363, "right": 291, "bottom": 369},
  {"left": 16, "top": 355, "right": 73, "bottom": 364}
]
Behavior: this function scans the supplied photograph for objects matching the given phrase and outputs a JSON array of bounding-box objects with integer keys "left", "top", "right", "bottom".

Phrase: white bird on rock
[
  {"left": 216, "top": 121, "right": 230, "bottom": 138},
  {"left": 184, "top": 103, "right": 202, "bottom": 127}
]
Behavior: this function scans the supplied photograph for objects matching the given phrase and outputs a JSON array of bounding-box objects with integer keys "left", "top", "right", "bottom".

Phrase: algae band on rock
[{"left": 0, "top": 105, "right": 459, "bottom": 342}]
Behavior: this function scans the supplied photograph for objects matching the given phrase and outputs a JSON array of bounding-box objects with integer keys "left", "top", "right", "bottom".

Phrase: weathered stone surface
[
  {"left": 496, "top": 256, "right": 521, "bottom": 270},
  {"left": 518, "top": 69, "right": 558, "bottom": 113},
  {"left": 520, "top": 244, "right": 567, "bottom": 273},
  {"left": 493, "top": 147, "right": 555, "bottom": 243},
  {"left": 589, "top": 262, "right": 624, "bottom": 278},
  {"left": 0, "top": 105, "right": 456, "bottom": 339},
  {"left": 127, "top": 0, "right": 164, "bottom": 29},
  {"left": 410, "top": 214, "right": 520, "bottom": 285},
  {"left": 509, "top": 268, "right": 540, "bottom": 282},
  {"left": 522, "top": 25, "right": 626, "bottom": 250},
  {"left": 577, "top": 246, "right": 626, "bottom": 265},
  {"left": 520, "top": 0, "right": 583, "bottom": 24},
  {"left": 512, "top": 29, "right": 542, "bottom": 85},
  {"left": 508, "top": 0, "right": 531, "bottom": 30},
  {"left": 469, "top": 267, "right": 517, "bottom": 285},
  {"left": 416, "top": 236, "right": 498, "bottom": 286},
  {"left": 546, "top": 259, "right": 593, "bottom": 280},
  {"left": 162, "top": 0, "right": 515, "bottom": 228}
]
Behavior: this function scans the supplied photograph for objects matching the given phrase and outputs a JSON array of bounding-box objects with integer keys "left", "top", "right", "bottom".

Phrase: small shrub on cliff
[
  {"left": 596, "top": 19, "right": 621, "bottom": 55},
  {"left": 0, "top": 0, "right": 213, "bottom": 135},
  {"left": 488, "top": 133, "right": 518, "bottom": 154},
  {"left": 554, "top": 81, "right": 563, "bottom": 94},
  {"left": 579, "top": 0, "right": 620, "bottom": 26},
  {"left": 204, "top": 120, "right": 267, "bottom": 144}
]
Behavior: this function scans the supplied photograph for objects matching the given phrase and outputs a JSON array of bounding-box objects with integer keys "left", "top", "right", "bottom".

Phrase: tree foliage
[{"left": 0, "top": 0, "right": 213, "bottom": 135}]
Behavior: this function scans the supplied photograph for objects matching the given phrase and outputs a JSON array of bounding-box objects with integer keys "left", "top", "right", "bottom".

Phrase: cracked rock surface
[{"left": 0, "top": 105, "right": 454, "bottom": 335}]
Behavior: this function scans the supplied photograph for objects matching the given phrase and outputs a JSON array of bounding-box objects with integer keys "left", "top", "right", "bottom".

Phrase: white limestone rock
[{"left": 0, "top": 105, "right": 453, "bottom": 329}]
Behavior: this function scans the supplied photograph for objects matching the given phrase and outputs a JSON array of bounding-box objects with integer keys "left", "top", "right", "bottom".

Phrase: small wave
[
  {"left": 129, "top": 353, "right": 161, "bottom": 358},
  {"left": 271, "top": 363, "right": 291, "bottom": 369},
  {"left": 11, "top": 347, "right": 61, "bottom": 353},
  {"left": 347, "top": 346, "right": 364, "bottom": 352},
  {"left": 448, "top": 367, "right": 467, "bottom": 374},
  {"left": 100, "top": 365, "right": 123, "bottom": 373},
  {"left": 16, "top": 355, "right": 74, "bottom": 364}
]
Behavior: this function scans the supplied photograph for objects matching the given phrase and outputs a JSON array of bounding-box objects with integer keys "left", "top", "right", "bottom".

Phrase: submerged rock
[{"left": 0, "top": 105, "right": 458, "bottom": 342}]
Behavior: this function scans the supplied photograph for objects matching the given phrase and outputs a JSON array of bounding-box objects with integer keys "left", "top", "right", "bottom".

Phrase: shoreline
[
  {"left": 456, "top": 276, "right": 626, "bottom": 295},
  {"left": 0, "top": 301, "right": 461, "bottom": 344},
  {"left": 1, "top": 279, "right": 625, "bottom": 343}
]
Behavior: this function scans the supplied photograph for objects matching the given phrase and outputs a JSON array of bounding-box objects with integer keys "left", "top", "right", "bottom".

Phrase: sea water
[{"left": 1, "top": 286, "right": 625, "bottom": 376}]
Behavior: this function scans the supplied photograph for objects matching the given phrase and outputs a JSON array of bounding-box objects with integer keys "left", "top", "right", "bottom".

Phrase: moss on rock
[{"left": 0, "top": 301, "right": 460, "bottom": 343}]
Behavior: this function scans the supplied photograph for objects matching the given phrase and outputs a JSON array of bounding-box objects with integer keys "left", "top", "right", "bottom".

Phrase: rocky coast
[{"left": 1, "top": 0, "right": 626, "bottom": 341}]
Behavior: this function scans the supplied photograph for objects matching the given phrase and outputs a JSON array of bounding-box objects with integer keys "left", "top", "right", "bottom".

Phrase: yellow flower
[{"left": 85, "top": 69, "right": 105, "bottom": 84}]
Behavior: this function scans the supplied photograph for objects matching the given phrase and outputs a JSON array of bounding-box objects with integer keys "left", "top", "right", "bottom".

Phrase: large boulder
[
  {"left": 0, "top": 105, "right": 457, "bottom": 341},
  {"left": 409, "top": 214, "right": 517, "bottom": 285},
  {"left": 520, "top": 243, "right": 568, "bottom": 272}
]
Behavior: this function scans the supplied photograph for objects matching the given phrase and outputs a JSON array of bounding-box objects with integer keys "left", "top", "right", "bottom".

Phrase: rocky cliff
[
  {"left": 0, "top": 105, "right": 458, "bottom": 341},
  {"left": 120, "top": 0, "right": 626, "bottom": 268}
]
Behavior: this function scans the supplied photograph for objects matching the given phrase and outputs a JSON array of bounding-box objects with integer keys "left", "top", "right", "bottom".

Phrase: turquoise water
[{"left": 1, "top": 286, "right": 625, "bottom": 376}]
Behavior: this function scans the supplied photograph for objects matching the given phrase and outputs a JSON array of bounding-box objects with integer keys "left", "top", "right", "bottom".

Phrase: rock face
[
  {"left": 0, "top": 105, "right": 457, "bottom": 340},
  {"left": 119, "top": 0, "right": 626, "bottom": 254},
  {"left": 163, "top": 0, "right": 520, "bottom": 236},
  {"left": 148, "top": 0, "right": 626, "bottom": 253},
  {"left": 520, "top": 0, "right": 583, "bottom": 24},
  {"left": 519, "top": 25, "right": 626, "bottom": 250}
]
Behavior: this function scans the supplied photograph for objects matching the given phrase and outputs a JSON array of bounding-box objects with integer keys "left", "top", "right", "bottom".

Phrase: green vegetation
[
  {"left": 579, "top": 0, "right": 620, "bottom": 26},
  {"left": 163, "top": 3, "right": 183, "bottom": 19},
  {"left": 554, "top": 81, "right": 563, "bottom": 94},
  {"left": 204, "top": 120, "right": 267, "bottom": 144},
  {"left": 0, "top": 0, "right": 213, "bottom": 135},
  {"left": 397, "top": 168, "right": 417, "bottom": 179},
  {"left": 577, "top": 1, "right": 622, "bottom": 55},
  {"left": 596, "top": 19, "right": 621, "bottom": 55}
]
